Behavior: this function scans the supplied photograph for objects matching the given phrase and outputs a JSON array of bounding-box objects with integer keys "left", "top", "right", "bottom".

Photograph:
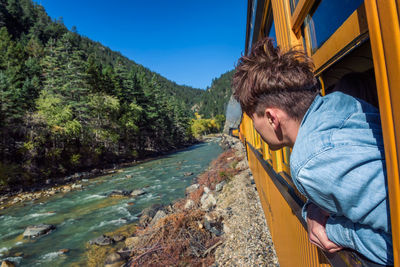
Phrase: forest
[{"left": 0, "top": 0, "right": 234, "bottom": 188}]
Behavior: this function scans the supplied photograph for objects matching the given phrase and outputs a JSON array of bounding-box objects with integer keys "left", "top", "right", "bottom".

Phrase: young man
[{"left": 233, "top": 37, "right": 393, "bottom": 265}]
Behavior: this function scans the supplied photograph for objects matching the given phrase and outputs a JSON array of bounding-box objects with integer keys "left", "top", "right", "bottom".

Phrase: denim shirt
[{"left": 290, "top": 92, "right": 393, "bottom": 265}]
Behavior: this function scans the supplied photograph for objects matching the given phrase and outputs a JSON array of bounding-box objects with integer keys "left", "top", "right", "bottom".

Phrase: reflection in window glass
[
  {"left": 307, "top": 0, "right": 364, "bottom": 53},
  {"left": 270, "top": 21, "right": 277, "bottom": 46},
  {"left": 289, "top": 0, "right": 300, "bottom": 14},
  {"left": 282, "top": 147, "right": 290, "bottom": 166},
  {"left": 247, "top": 0, "right": 258, "bottom": 54}
]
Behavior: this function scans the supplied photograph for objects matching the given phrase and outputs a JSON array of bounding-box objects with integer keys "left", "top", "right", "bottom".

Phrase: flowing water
[{"left": 0, "top": 139, "right": 223, "bottom": 266}]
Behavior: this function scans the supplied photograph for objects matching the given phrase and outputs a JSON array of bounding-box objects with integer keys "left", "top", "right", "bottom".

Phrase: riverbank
[
  {"left": 92, "top": 135, "right": 279, "bottom": 266},
  {"left": 0, "top": 140, "right": 223, "bottom": 266},
  {"left": 0, "top": 140, "right": 203, "bottom": 212}
]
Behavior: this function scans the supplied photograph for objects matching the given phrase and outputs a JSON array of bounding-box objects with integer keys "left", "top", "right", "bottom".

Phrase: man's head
[{"left": 232, "top": 37, "right": 319, "bottom": 149}]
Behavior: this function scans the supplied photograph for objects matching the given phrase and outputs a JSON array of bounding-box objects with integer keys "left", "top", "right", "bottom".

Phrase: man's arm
[{"left": 306, "top": 202, "right": 342, "bottom": 253}]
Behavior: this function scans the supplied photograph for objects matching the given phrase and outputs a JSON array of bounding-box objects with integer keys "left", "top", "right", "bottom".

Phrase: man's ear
[{"left": 265, "top": 108, "right": 279, "bottom": 130}]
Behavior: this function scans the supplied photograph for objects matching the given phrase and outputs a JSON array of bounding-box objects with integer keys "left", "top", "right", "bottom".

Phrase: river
[{"left": 0, "top": 139, "right": 223, "bottom": 266}]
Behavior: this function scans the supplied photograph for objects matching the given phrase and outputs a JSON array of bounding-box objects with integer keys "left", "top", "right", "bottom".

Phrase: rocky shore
[
  {"left": 0, "top": 142, "right": 201, "bottom": 212},
  {"left": 87, "top": 135, "right": 279, "bottom": 266}
]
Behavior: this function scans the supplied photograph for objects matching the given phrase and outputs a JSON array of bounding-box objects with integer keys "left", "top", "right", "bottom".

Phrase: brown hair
[{"left": 232, "top": 37, "right": 319, "bottom": 120}]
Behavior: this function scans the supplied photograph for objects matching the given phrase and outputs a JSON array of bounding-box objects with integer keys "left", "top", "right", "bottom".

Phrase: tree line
[{"left": 0, "top": 0, "right": 234, "bottom": 188}]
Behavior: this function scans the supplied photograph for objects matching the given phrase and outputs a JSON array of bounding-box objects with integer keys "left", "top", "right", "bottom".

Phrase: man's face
[{"left": 251, "top": 112, "right": 284, "bottom": 151}]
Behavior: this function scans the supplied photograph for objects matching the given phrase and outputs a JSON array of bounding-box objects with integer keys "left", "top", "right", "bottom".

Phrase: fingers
[
  {"left": 309, "top": 226, "right": 343, "bottom": 252},
  {"left": 306, "top": 204, "right": 343, "bottom": 253}
]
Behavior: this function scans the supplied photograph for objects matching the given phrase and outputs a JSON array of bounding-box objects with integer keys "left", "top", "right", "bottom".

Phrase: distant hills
[{"left": 198, "top": 70, "right": 235, "bottom": 118}]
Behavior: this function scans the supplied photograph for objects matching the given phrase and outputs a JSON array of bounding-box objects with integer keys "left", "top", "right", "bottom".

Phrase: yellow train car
[
  {"left": 239, "top": 0, "right": 400, "bottom": 266},
  {"left": 230, "top": 128, "right": 240, "bottom": 138}
]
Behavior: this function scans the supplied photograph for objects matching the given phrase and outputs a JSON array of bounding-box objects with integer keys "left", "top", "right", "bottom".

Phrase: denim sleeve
[
  {"left": 295, "top": 145, "right": 390, "bottom": 233},
  {"left": 301, "top": 200, "right": 312, "bottom": 221},
  {"left": 325, "top": 216, "right": 393, "bottom": 265}
]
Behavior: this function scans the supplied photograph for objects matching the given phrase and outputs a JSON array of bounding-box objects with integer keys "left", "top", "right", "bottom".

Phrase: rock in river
[
  {"left": 108, "top": 190, "right": 132, "bottom": 197},
  {"left": 130, "top": 189, "right": 146, "bottom": 197},
  {"left": 23, "top": 224, "right": 55, "bottom": 238},
  {"left": 89, "top": 235, "right": 114, "bottom": 246}
]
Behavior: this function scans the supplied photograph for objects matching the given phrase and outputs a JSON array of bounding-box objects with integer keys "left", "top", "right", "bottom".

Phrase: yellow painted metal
[
  {"left": 311, "top": 4, "right": 369, "bottom": 73},
  {"left": 248, "top": 147, "right": 330, "bottom": 267},
  {"left": 318, "top": 76, "right": 325, "bottom": 96},
  {"left": 291, "top": 0, "right": 316, "bottom": 36},
  {"left": 271, "top": 0, "right": 302, "bottom": 51},
  {"left": 259, "top": 0, "right": 272, "bottom": 40},
  {"left": 241, "top": 0, "right": 400, "bottom": 265},
  {"left": 365, "top": 0, "right": 400, "bottom": 265},
  {"left": 231, "top": 129, "right": 239, "bottom": 138},
  {"left": 241, "top": 108, "right": 330, "bottom": 266}
]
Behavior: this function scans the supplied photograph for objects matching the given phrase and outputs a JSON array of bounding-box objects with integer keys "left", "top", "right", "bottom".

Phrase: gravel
[{"left": 214, "top": 136, "right": 279, "bottom": 266}]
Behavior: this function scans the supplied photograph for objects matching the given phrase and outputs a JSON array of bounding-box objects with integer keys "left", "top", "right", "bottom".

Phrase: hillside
[
  {"left": 0, "top": 0, "right": 206, "bottom": 187},
  {"left": 198, "top": 70, "right": 235, "bottom": 118}
]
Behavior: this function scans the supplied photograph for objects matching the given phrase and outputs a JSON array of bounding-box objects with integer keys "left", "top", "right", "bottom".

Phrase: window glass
[
  {"left": 269, "top": 20, "right": 277, "bottom": 46},
  {"left": 306, "top": 0, "right": 364, "bottom": 53},
  {"left": 289, "top": 0, "right": 300, "bottom": 14},
  {"left": 263, "top": 5, "right": 276, "bottom": 46},
  {"left": 247, "top": 0, "right": 259, "bottom": 54}
]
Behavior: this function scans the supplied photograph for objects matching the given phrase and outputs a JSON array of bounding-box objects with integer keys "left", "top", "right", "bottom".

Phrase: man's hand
[{"left": 306, "top": 203, "right": 343, "bottom": 253}]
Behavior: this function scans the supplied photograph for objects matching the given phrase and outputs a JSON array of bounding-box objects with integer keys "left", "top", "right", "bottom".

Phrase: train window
[
  {"left": 247, "top": 0, "right": 259, "bottom": 54},
  {"left": 268, "top": 21, "right": 277, "bottom": 47},
  {"left": 263, "top": 5, "right": 277, "bottom": 46},
  {"left": 305, "top": 0, "right": 364, "bottom": 54},
  {"left": 289, "top": 0, "right": 300, "bottom": 14},
  {"left": 319, "top": 40, "right": 376, "bottom": 104}
]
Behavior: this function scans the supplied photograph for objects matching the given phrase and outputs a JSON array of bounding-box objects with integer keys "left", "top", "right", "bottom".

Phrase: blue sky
[{"left": 37, "top": 0, "right": 247, "bottom": 89}]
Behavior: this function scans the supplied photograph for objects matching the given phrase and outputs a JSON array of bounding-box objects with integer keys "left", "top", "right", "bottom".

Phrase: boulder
[
  {"left": 48, "top": 190, "right": 57, "bottom": 196},
  {"left": 184, "top": 172, "right": 194, "bottom": 177},
  {"left": 62, "top": 185, "right": 71, "bottom": 192},
  {"left": 184, "top": 199, "right": 195, "bottom": 210},
  {"left": 104, "top": 252, "right": 126, "bottom": 267},
  {"left": 71, "top": 183, "right": 82, "bottom": 189},
  {"left": 125, "top": 236, "right": 140, "bottom": 249},
  {"left": 149, "top": 210, "right": 166, "bottom": 226},
  {"left": 204, "top": 212, "right": 223, "bottom": 236},
  {"left": 130, "top": 189, "right": 146, "bottom": 197},
  {"left": 185, "top": 184, "right": 199, "bottom": 195},
  {"left": 125, "top": 174, "right": 132, "bottom": 178},
  {"left": 23, "top": 224, "right": 55, "bottom": 238},
  {"left": 141, "top": 204, "right": 163, "bottom": 218},
  {"left": 112, "top": 234, "right": 125, "bottom": 242},
  {"left": 108, "top": 190, "right": 132, "bottom": 197},
  {"left": 200, "top": 193, "right": 217, "bottom": 211},
  {"left": 236, "top": 160, "right": 247, "bottom": 171},
  {"left": 89, "top": 235, "right": 114, "bottom": 246},
  {"left": 215, "top": 181, "right": 226, "bottom": 192},
  {"left": 138, "top": 204, "right": 163, "bottom": 227},
  {"left": 117, "top": 248, "right": 131, "bottom": 259},
  {"left": 203, "top": 187, "right": 210, "bottom": 194}
]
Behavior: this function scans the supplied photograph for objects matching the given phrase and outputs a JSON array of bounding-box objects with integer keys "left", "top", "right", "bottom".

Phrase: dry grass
[
  {"left": 123, "top": 148, "right": 241, "bottom": 266},
  {"left": 128, "top": 210, "right": 220, "bottom": 266}
]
